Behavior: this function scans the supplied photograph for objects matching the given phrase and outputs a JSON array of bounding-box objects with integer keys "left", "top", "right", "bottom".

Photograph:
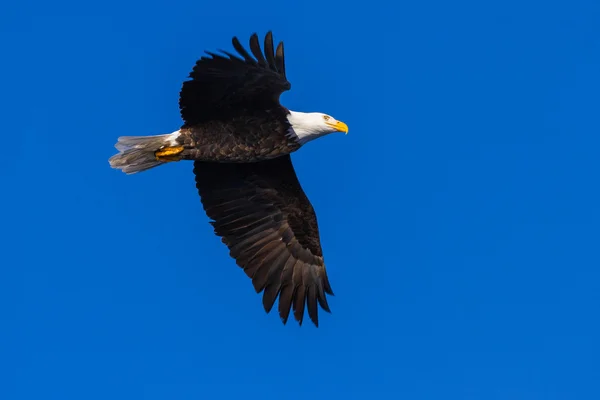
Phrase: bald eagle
[{"left": 109, "top": 32, "right": 348, "bottom": 327}]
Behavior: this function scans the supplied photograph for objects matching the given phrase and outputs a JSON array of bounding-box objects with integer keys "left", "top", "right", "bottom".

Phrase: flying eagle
[{"left": 109, "top": 32, "right": 348, "bottom": 327}]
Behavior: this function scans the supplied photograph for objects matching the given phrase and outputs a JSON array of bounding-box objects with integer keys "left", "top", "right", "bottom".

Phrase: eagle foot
[{"left": 155, "top": 146, "right": 184, "bottom": 162}]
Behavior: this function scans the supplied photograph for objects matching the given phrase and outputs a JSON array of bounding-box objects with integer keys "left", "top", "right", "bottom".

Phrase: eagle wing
[
  {"left": 193, "top": 155, "right": 333, "bottom": 327},
  {"left": 179, "top": 31, "right": 291, "bottom": 126}
]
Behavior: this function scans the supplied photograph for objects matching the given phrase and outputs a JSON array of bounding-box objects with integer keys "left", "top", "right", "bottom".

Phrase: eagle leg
[{"left": 154, "top": 145, "right": 184, "bottom": 162}]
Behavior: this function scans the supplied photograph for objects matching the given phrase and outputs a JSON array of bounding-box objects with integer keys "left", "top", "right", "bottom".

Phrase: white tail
[{"left": 109, "top": 131, "right": 181, "bottom": 174}]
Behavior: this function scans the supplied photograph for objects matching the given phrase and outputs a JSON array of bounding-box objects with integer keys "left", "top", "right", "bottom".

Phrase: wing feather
[
  {"left": 278, "top": 282, "right": 295, "bottom": 324},
  {"left": 293, "top": 284, "right": 307, "bottom": 325},
  {"left": 275, "top": 42, "right": 286, "bottom": 77},
  {"left": 250, "top": 243, "right": 288, "bottom": 292},
  {"left": 264, "top": 31, "right": 278, "bottom": 72},
  {"left": 262, "top": 282, "right": 282, "bottom": 313},
  {"left": 231, "top": 36, "right": 257, "bottom": 64},
  {"left": 306, "top": 285, "right": 319, "bottom": 327},
  {"left": 249, "top": 33, "right": 268, "bottom": 67}
]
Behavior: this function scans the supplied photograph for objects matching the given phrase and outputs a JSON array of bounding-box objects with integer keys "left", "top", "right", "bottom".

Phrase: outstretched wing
[
  {"left": 193, "top": 155, "right": 334, "bottom": 327},
  {"left": 180, "top": 31, "right": 291, "bottom": 126}
]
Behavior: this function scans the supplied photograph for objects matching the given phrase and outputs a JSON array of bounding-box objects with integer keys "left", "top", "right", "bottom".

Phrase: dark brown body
[{"left": 176, "top": 109, "right": 301, "bottom": 163}]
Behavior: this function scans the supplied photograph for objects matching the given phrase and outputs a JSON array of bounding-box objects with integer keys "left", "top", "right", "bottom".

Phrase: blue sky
[{"left": 2, "top": 0, "right": 599, "bottom": 398}]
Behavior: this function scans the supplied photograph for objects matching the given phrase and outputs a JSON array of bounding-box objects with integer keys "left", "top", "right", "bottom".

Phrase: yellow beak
[{"left": 328, "top": 120, "right": 349, "bottom": 134}]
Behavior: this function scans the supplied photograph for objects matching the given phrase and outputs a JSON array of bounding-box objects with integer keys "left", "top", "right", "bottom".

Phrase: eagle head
[{"left": 287, "top": 111, "right": 348, "bottom": 144}]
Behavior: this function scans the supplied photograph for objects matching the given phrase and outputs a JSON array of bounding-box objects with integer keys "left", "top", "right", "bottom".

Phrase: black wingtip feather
[
  {"left": 293, "top": 285, "right": 306, "bottom": 326},
  {"left": 323, "top": 273, "right": 334, "bottom": 296},
  {"left": 278, "top": 284, "right": 294, "bottom": 324},
  {"left": 218, "top": 49, "right": 244, "bottom": 62},
  {"left": 307, "top": 286, "right": 319, "bottom": 327},
  {"left": 275, "top": 42, "right": 285, "bottom": 77},
  {"left": 204, "top": 50, "right": 227, "bottom": 60},
  {"left": 262, "top": 283, "right": 281, "bottom": 314},
  {"left": 317, "top": 286, "right": 331, "bottom": 314},
  {"left": 264, "top": 31, "right": 278, "bottom": 72},
  {"left": 231, "top": 36, "right": 256, "bottom": 64},
  {"left": 249, "top": 33, "right": 267, "bottom": 67}
]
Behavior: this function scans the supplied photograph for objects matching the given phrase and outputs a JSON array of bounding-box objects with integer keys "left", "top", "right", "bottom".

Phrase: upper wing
[
  {"left": 193, "top": 155, "right": 334, "bottom": 327},
  {"left": 179, "top": 31, "right": 291, "bottom": 126}
]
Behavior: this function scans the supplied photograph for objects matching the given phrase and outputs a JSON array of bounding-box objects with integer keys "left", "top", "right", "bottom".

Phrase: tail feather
[{"left": 109, "top": 131, "right": 181, "bottom": 174}]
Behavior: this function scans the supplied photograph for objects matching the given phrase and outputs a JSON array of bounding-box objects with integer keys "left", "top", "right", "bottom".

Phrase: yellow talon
[{"left": 155, "top": 145, "right": 184, "bottom": 161}]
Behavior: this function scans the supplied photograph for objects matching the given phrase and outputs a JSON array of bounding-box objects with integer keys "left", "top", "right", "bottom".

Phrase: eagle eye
[{"left": 323, "top": 115, "right": 331, "bottom": 121}]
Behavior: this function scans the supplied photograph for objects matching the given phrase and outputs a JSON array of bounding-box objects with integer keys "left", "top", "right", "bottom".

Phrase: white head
[{"left": 287, "top": 111, "right": 349, "bottom": 145}]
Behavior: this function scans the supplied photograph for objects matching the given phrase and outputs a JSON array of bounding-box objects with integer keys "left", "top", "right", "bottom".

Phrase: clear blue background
[{"left": 2, "top": 1, "right": 599, "bottom": 398}]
